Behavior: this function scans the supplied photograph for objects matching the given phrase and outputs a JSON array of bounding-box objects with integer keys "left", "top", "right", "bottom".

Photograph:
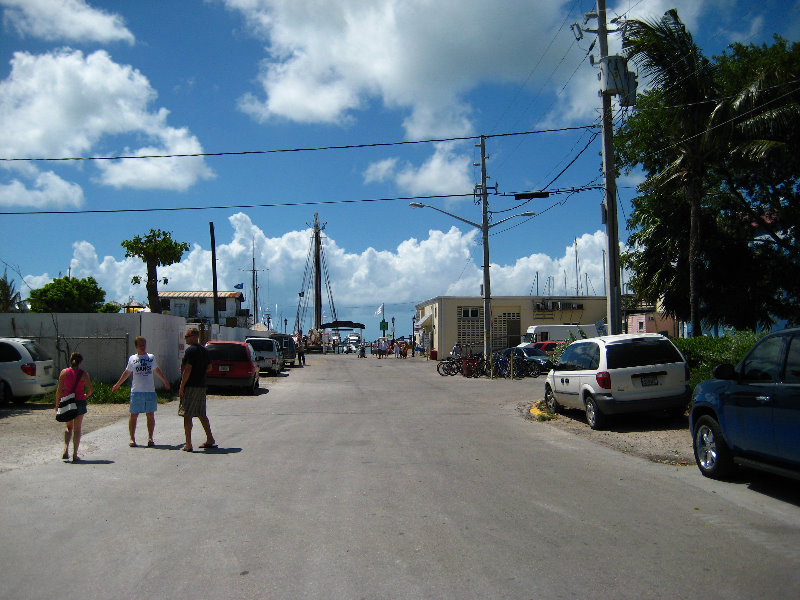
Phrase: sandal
[
  {"left": 147, "top": 440, "right": 155, "bottom": 447},
  {"left": 182, "top": 445, "right": 193, "bottom": 452},
  {"left": 198, "top": 442, "right": 217, "bottom": 449},
  {"left": 129, "top": 441, "right": 137, "bottom": 447}
]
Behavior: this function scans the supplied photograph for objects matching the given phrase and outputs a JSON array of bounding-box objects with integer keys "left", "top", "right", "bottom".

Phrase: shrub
[{"left": 672, "top": 330, "right": 764, "bottom": 389}]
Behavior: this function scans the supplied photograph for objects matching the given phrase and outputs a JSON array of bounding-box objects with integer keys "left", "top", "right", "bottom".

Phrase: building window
[
  {"left": 457, "top": 306, "right": 483, "bottom": 350},
  {"left": 461, "top": 307, "right": 480, "bottom": 319}
]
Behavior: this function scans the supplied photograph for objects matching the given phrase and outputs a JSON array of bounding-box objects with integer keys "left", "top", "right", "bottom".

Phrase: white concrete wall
[{"left": 0, "top": 313, "right": 262, "bottom": 386}]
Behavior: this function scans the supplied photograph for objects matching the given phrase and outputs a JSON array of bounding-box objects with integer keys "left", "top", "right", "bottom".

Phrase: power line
[
  {"left": 0, "top": 126, "right": 596, "bottom": 163},
  {"left": 0, "top": 193, "right": 475, "bottom": 217}
]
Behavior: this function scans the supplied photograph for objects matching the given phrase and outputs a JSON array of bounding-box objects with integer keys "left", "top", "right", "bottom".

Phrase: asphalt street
[{"left": 2, "top": 353, "right": 799, "bottom": 599}]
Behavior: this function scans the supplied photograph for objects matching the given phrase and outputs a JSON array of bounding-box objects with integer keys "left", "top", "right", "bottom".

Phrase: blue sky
[{"left": 1, "top": 0, "right": 798, "bottom": 340}]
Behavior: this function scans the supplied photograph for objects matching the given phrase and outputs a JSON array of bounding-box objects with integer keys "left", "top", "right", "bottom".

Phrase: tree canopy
[
  {"left": 616, "top": 10, "right": 800, "bottom": 331},
  {"left": 0, "top": 270, "right": 23, "bottom": 312},
  {"left": 121, "top": 229, "right": 189, "bottom": 314},
  {"left": 28, "top": 276, "right": 106, "bottom": 313}
]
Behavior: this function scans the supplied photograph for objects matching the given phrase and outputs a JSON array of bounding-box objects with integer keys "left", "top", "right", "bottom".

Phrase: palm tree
[
  {"left": 623, "top": 9, "right": 720, "bottom": 336},
  {"left": 0, "top": 270, "right": 22, "bottom": 312}
]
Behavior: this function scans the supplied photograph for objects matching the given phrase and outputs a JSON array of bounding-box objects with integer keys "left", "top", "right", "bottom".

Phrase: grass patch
[
  {"left": 31, "top": 382, "right": 175, "bottom": 405},
  {"left": 529, "top": 399, "right": 557, "bottom": 421}
]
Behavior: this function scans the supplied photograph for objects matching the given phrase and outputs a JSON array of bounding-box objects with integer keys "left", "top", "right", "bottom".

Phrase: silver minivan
[
  {"left": 544, "top": 333, "right": 690, "bottom": 429},
  {"left": 245, "top": 337, "right": 282, "bottom": 375},
  {"left": 0, "top": 337, "right": 58, "bottom": 404}
]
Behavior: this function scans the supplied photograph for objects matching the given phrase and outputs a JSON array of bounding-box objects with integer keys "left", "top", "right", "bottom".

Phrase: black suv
[{"left": 690, "top": 328, "right": 800, "bottom": 480}]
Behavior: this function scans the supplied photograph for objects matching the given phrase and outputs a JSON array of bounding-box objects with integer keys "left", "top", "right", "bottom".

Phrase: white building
[{"left": 158, "top": 291, "right": 248, "bottom": 327}]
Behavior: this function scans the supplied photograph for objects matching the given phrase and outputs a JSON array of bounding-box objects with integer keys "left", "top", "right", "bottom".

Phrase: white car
[
  {"left": 245, "top": 337, "right": 283, "bottom": 375},
  {"left": 0, "top": 337, "right": 58, "bottom": 404},
  {"left": 544, "top": 333, "right": 690, "bottom": 429}
]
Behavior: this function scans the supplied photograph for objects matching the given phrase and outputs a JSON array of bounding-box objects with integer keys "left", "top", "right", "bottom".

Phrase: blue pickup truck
[{"left": 690, "top": 328, "right": 800, "bottom": 481}]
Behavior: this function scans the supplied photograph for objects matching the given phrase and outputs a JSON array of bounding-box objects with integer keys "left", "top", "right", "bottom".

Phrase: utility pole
[
  {"left": 478, "top": 136, "right": 492, "bottom": 361},
  {"left": 581, "top": 0, "right": 635, "bottom": 334},
  {"left": 209, "top": 222, "right": 219, "bottom": 326},
  {"left": 597, "top": 0, "right": 621, "bottom": 334}
]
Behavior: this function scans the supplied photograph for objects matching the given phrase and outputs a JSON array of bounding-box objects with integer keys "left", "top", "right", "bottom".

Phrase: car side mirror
[{"left": 712, "top": 363, "right": 737, "bottom": 380}]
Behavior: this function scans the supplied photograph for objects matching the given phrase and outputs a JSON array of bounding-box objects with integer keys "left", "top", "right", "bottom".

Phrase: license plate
[
  {"left": 640, "top": 374, "right": 658, "bottom": 386},
  {"left": 219, "top": 365, "right": 229, "bottom": 372}
]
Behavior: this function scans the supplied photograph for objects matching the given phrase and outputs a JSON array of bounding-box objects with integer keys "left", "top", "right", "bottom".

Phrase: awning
[
  {"left": 320, "top": 320, "right": 366, "bottom": 330},
  {"left": 416, "top": 313, "right": 432, "bottom": 327}
]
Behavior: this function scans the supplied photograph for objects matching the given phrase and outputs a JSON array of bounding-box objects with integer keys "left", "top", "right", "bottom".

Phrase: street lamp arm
[
  {"left": 409, "top": 202, "right": 481, "bottom": 229},
  {"left": 486, "top": 211, "right": 536, "bottom": 229}
]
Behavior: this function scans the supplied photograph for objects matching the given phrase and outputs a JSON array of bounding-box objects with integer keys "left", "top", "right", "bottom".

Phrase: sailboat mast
[{"left": 313, "top": 212, "right": 322, "bottom": 330}]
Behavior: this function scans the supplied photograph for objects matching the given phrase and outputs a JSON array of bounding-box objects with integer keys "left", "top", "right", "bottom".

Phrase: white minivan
[
  {"left": 0, "top": 337, "right": 58, "bottom": 404},
  {"left": 544, "top": 333, "right": 690, "bottom": 429},
  {"left": 245, "top": 337, "right": 282, "bottom": 376}
]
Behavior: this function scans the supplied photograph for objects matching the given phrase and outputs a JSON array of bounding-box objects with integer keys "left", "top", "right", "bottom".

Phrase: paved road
[{"left": 2, "top": 353, "right": 799, "bottom": 599}]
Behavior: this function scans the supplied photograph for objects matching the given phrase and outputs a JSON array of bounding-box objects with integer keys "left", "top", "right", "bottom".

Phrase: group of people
[
  {"left": 371, "top": 339, "right": 411, "bottom": 359},
  {"left": 55, "top": 327, "right": 216, "bottom": 462}
]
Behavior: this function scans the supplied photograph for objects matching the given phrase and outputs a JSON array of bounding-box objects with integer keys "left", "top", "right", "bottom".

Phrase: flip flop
[
  {"left": 62, "top": 451, "right": 69, "bottom": 460},
  {"left": 198, "top": 442, "right": 217, "bottom": 449},
  {"left": 147, "top": 440, "right": 155, "bottom": 447},
  {"left": 182, "top": 446, "right": 193, "bottom": 452},
  {"left": 129, "top": 441, "right": 137, "bottom": 447}
]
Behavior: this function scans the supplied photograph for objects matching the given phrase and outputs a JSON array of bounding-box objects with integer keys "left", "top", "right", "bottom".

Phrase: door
[
  {"left": 727, "top": 334, "right": 785, "bottom": 458},
  {"left": 773, "top": 333, "right": 800, "bottom": 464}
]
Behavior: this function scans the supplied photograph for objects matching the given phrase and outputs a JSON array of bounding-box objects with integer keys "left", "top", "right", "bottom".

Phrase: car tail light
[
  {"left": 596, "top": 371, "right": 611, "bottom": 389},
  {"left": 21, "top": 362, "right": 36, "bottom": 376}
]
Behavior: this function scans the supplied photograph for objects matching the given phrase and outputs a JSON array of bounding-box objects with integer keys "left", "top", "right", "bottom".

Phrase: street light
[{"left": 409, "top": 201, "right": 537, "bottom": 360}]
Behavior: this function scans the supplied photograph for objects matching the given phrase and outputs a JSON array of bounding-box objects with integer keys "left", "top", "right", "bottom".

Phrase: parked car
[
  {"left": 690, "top": 328, "right": 800, "bottom": 481},
  {"left": 245, "top": 337, "right": 283, "bottom": 375},
  {"left": 544, "top": 333, "right": 690, "bottom": 429},
  {"left": 269, "top": 333, "right": 297, "bottom": 367},
  {"left": 500, "top": 346, "right": 554, "bottom": 377},
  {"left": 531, "top": 341, "right": 560, "bottom": 354},
  {"left": 205, "top": 341, "right": 259, "bottom": 394},
  {"left": 0, "top": 337, "right": 58, "bottom": 404}
]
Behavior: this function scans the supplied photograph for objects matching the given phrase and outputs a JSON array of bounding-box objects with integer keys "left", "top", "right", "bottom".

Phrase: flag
[
  {"left": 234, "top": 283, "right": 244, "bottom": 289},
  {"left": 375, "top": 303, "right": 384, "bottom": 316}
]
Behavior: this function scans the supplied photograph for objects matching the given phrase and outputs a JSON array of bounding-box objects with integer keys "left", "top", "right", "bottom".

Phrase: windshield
[
  {"left": 207, "top": 343, "right": 248, "bottom": 361},
  {"left": 606, "top": 338, "right": 683, "bottom": 368},
  {"left": 22, "top": 341, "right": 51, "bottom": 361}
]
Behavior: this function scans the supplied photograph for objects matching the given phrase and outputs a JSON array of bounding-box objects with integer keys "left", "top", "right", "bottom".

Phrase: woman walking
[{"left": 56, "top": 352, "right": 93, "bottom": 463}]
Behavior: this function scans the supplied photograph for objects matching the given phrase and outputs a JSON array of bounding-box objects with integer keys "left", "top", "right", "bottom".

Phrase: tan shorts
[{"left": 179, "top": 386, "right": 207, "bottom": 418}]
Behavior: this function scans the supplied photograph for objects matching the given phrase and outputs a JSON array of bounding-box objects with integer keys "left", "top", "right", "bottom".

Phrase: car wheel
[
  {"left": 544, "top": 386, "right": 560, "bottom": 413},
  {"left": 693, "top": 415, "right": 734, "bottom": 479},
  {"left": 585, "top": 395, "right": 606, "bottom": 430}
]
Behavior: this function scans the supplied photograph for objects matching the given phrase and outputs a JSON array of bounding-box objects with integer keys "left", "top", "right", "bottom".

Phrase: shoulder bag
[{"left": 56, "top": 369, "right": 82, "bottom": 422}]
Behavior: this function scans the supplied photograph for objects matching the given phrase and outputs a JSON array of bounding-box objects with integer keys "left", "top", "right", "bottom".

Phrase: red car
[
  {"left": 532, "top": 341, "right": 560, "bottom": 354},
  {"left": 205, "top": 341, "right": 259, "bottom": 394}
]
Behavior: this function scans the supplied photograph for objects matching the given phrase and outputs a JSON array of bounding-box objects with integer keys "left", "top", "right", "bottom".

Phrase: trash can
[
  {"left": 430, "top": 349, "right": 438, "bottom": 360},
  {"left": 462, "top": 358, "right": 473, "bottom": 377}
]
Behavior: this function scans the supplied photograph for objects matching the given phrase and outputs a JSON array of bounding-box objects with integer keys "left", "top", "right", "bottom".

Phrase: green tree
[
  {"left": 618, "top": 30, "right": 800, "bottom": 328},
  {"left": 0, "top": 270, "right": 23, "bottom": 312},
  {"left": 121, "top": 229, "right": 189, "bottom": 314},
  {"left": 622, "top": 9, "right": 720, "bottom": 336},
  {"left": 28, "top": 276, "right": 106, "bottom": 313}
]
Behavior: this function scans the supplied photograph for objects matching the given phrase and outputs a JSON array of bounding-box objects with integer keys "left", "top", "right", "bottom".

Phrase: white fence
[{"left": 0, "top": 313, "right": 266, "bottom": 386}]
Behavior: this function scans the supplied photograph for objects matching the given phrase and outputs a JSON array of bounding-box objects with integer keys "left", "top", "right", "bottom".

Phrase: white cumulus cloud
[{"left": 0, "top": 0, "right": 134, "bottom": 44}]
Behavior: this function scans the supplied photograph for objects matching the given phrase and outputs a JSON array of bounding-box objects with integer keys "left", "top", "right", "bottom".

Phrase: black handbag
[{"left": 56, "top": 370, "right": 81, "bottom": 422}]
